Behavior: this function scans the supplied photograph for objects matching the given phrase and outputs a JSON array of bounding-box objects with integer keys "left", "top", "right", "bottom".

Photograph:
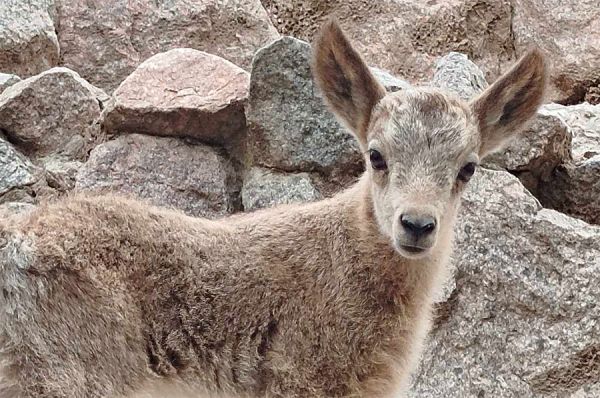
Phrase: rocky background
[{"left": 1, "top": 0, "right": 599, "bottom": 397}]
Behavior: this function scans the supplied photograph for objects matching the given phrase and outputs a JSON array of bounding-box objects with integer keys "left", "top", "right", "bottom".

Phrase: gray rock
[
  {"left": 0, "top": 0, "right": 59, "bottom": 77},
  {"left": 0, "top": 138, "right": 37, "bottom": 196},
  {"left": 536, "top": 155, "right": 600, "bottom": 225},
  {"left": 0, "top": 73, "right": 20, "bottom": 92},
  {"left": 484, "top": 112, "right": 573, "bottom": 194},
  {"left": 430, "top": 52, "right": 489, "bottom": 101},
  {"left": 0, "top": 67, "right": 106, "bottom": 160},
  {"left": 102, "top": 48, "right": 249, "bottom": 145},
  {"left": 242, "top": 167, "right": 322, "bottom": 211},
  {"left": 512, "top": 0, "right": 600, "bottom": 103},
  {"left": 76, "top": 134, "right": 240, "bottom": 218},
  {"left": 56, "top": 0, "right": 279, "bottom": 92},
  {"left": 370, "top": 67, "right": 412, "bottom": 93},
  {"left": 542, "top": 102, "right": 600, "bottom": 162},
  {"left": 41, "top": 157, "right": 84, "bottom": 192},
  {"left": 247, "top": 36, "right": 363, "bottom": 174},
  {"left": 0, "top": 202, "right": 36, "bottom": 218},
  {"left": 411, "top": 168, "right": 600, "bottom": 397}
]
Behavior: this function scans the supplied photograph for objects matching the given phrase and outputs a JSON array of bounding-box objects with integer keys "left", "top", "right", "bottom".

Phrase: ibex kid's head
[{"left": 312, "top": 20, "right": 546, "bottom": 259}]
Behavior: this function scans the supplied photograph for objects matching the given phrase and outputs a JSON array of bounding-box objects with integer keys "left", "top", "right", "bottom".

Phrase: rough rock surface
[
  {"left": 0, "top": 201, "right": 36, "bottom": 219},
  {"left": 76, "top": 134, "right": 240, "bottom": 218},
  {"left": 370, "top": 67, "right": 412, "bottom": 93},
  {"left": 512, "top": 0, "right": 600, "bottom": 104},
  {"left": 543, "top": 103, "right": 600, "bottom": 162},
  {"left": 56, "top": 0, "right": 279, "bottom": 92},
  {"left": 412, "top": 168, "right": 600, "bottom": 397},
  {"left": 430, "top": 52, "right": 488, "bottom": 101},
  {"left": 0, "top": 0, "right": 59, "bottom": 77},
  {"left": 246, "top": 37, "right": 406, "bottom": 175},
  {"left": 246, "top": 36, "right": 363, "bottom": 174},
  {"left": 484, "top": 112, "right": 572, "bottom": 195},
  {"left": 536, "top": 155, "right": 600, "bottom": 226},
  {"left": 242, "top": 167, "right": 321, "bottom": 211},
  {"left": 102, "top": 48, "right": 249, "bottom": 144},
  {"left": 0, "top": 73, "right": 20, "bottom": 92},
  {"left": 262, "top": 0, "right": 515, "bottom": 84},
  {"left": 0, "top": 139, "right": 37, "bottom": 197},
  {"left": 0, "top": 67, "right": 106, "bottom": 160}
]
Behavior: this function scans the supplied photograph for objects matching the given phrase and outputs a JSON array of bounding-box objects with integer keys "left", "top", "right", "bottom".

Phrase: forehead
[{"left": 368, "top": 89, "right": 479, "bottom": 158}]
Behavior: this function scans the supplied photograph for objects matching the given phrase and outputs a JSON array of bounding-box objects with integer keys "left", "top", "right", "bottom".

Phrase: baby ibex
[{"left": 0, "top": 20, "right": 545, "bottom": 398}]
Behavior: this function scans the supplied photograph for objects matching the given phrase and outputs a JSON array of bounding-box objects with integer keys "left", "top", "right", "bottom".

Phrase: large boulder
[
  {"left": 542, "top": 103, "right": 600, "bottom": 162},
  {"left": 262, "top": 0, "right": 514, "bottom": 84},
  {"left": 0, "top": 138, "right": 38, "bottom": 198},
  {"left": 246, "top": 37, "right": 407, "bottom": 175},
  {"left": 241, "top": 167, "right": 321, "bottom": 211},
  {"left": 56, "top": 0, "right": 279, "bottom": 92},
  {"left": 536, "top": 155, "right": 600, "bottom": 226},
  {"left": 246, "top": 36, "right": 362, "bottom": 174},
  {"left": 411, "top": 168, "right": 600, "bottom": 397},
  {"left": 532, "top": 103, "right": 600, "bottom": 225},
  {"left": 76, "top": 134, "right": 241, "bottom": 218},
  {"left": 102, "top": 49, "right": 249, "bottom": 145},
  {"left": 0, "top": 0, "right": 59, "bottom": 77},
  {"left": 512, "top": 0, "right": 600, "bottom": 104},
  {"left": 0, "top": 67, "right": 107, "bottom": 161}
]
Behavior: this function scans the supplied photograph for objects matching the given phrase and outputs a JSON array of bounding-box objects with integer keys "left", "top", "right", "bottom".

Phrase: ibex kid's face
[{"left": 312, "top": 20, "right": 546, "bottom": 259}]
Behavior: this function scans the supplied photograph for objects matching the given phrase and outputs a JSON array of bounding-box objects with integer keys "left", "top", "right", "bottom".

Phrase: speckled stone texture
[
  {"left": 242, "top": 167, "right": 322, "bottom": 211},
  {"left": 0, "top": 0, "right": 58, "bottom": 77},
  {"left": 0, "top": 67, "right": 106, "bottom": 161},
  {"left": 76, "top": 134, "right": 241, "bottom": 219},
  {"left": 411, "top": 168, "right": 600, "bottom": 397},
  {"left": 512, "top": 0, "right": 600, "bottom": 104},
  {"left": 102, "top": 48, "right": 249, "bottom": 145},
  {"left": 0, "top": 139, "right": 37, "bottom": 197},
  {"left": 56, "top": 0, "right": 279, "bottom": 92}
]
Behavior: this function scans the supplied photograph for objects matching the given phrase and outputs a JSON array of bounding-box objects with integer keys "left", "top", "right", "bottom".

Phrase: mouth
[{"left": 400, "top": 245, "right": 426, "bottom": 254}]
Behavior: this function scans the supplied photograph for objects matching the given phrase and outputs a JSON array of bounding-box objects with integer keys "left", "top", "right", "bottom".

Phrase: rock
[
  {"left": 41, "top": 157, "right": 84, "bottom": 192},
  {"left": 247, "top": 36, "right": 363, "bottom": 174},
  {"left": 430, "top": 52, "right": 489, "bottom": 101},
  {"left": 542, "top": 102, "right": 600, "bottom": 162},
  {"left": 512, "top": 0, "right": 600, "bottom": 103},
  {"left": 0, "top": 202, "right": 36, "bottom": 218},
  {"left": 0, "top": 73, "right": 20, "bottom": 92},
  {"left": 536, "top": 155, "right": 600, "bottom": 226},
  {"left": 56, "top": 0, "right": 279, "bottom": 92},
  {"left": 411, "top": 168, "right": 600, "bottom": 397},
  {"left": 102, "top": 49, "right": 249, "bottom": 145},
  {"left": 370, "top": 67, "right": 412, "bottom": 93},
  {"left": 0, "top": 0, "right": 59, "bottom": 77},
  {"left": 76, "top": 134, "right": 240, "bottom": 218},
  {"left": 262, "top": 0, "right": 514, "bottom": 84},
  {"left": 241, "top": 167, "right": 322, "bottom": 211},
  {"left": 0, "top": 67, "right": 106, "bottom": 160},
  {"left": 484, "top": 112, "right": 572, "bottom": 194},
  {"left": 0, "top": 138, "right": 37, "bottom": 197}
]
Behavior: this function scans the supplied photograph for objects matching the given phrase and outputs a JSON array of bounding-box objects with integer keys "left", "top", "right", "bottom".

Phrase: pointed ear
[
  {"left": 312, "top": 19, "right": 386, "bottom": 148},
  {"left": 470, "top": 49, "right": 547, "bottom": 158}
]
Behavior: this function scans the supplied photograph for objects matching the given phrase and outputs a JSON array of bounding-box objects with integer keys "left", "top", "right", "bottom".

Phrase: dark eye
[
  {"left": 369, "top": 149, "right": 387, "bottom": 171},
  {"left": 457, "top": 162, "right": 477, "bottom": 182}
]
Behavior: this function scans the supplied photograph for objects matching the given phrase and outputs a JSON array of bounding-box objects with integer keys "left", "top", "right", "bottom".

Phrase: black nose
[{"left": 400, "top": 214, "right": 437, "bottom": 239}]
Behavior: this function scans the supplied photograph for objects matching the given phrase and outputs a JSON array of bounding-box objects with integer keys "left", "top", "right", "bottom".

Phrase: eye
[
  {"left": 369, "top": 149, "right": 387, "bottom": 171},
  {"left": 457, "top": 162, "right": 477, "bottom": 182}
]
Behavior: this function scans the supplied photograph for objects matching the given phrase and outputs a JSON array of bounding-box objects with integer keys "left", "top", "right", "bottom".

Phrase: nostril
[{"left": 400, "top": 214, "right": 437, "bottom": 237}]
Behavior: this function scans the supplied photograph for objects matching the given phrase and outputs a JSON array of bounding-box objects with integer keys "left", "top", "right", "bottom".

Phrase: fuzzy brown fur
[{"left": 0, "top": 21, "right": 546, "bottom": 398}]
